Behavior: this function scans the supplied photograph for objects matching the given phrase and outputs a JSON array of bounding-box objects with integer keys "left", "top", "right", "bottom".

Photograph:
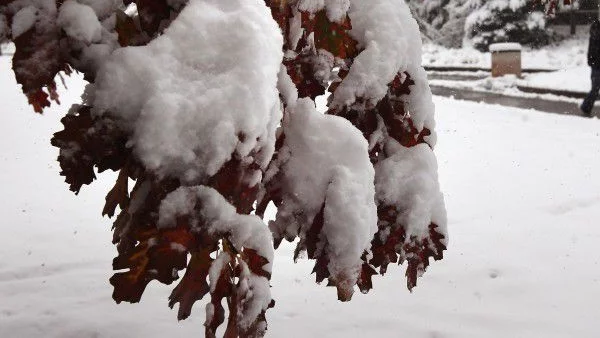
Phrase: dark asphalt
[{"left": 430, "top": 85, "right": 598, "bottom": 118}]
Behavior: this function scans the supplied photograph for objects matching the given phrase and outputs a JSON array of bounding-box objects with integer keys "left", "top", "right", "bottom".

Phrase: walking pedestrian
[{"left": 580, "top": 18, "right": 600, "bottom": 117}]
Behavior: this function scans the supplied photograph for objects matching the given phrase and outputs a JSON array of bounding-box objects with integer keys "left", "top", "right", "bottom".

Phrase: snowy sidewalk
[
  {"left": 430, "top": 85, "right": 590, "bottom": 117},
  {"left": 427, "top": 68, "right": 597, "bottom": 117}
]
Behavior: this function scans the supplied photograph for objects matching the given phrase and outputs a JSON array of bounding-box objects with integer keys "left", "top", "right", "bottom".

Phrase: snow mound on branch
[
  {"left": 157, "top": 185, "right": 273, "bottom": 328},
  {"left": 331, "top": 0, "right": 436, "bottom": 134},
  {"left": 11, "top": 6, "right": 37, "bottom": 38},
  {"left": 77, "top": 0, "right": 120, "bottom": 19},
  {"left": 297, "top": 0, "right": 350, "bottom": 22},
  {"left": 271, "top": 98, "right": 377, "bottom": 287},
  {"left": 376, "top": 143, "right": 447, "bottom": 240},
  {"left": 92, "top": 0, "right": 283, "bottom": 183},
  {"left": 158, "top": 185, "right": 274, "bottom": 273},
  {"left": 57, "top": 1, "right": 102, "bottom": 44}
]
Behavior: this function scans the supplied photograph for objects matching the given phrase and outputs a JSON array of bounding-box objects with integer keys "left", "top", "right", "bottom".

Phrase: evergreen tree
[{"left": 465, "top": 0, "right": 554, "bottom": 51}]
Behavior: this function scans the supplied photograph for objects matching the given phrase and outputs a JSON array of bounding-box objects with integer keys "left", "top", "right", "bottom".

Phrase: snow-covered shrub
[
  {"left": 465, "top": 0, "right": 554, "bottom": 51},
  {"left": 1, "top": 0, "right": 447, "bottom": 336},
  {"left": 407, "top": 0, "right": 478, "bottom": 48}
]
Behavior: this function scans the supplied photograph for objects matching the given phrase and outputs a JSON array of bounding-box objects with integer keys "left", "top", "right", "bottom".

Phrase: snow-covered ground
[
  {"left": 428, "top": 67, "right": 592, "bottom": 102},
  {"left": 423, "top": 29, "right": 594, "bottom": 100},
  {"left": 423, "top": 29, "right": 588, "bottom": 70},
  {"left": 1, "top": 55, "right": 600, "bottom": 338},
  {"left": 429, "top": 74, "right": 589, "bottom": 104},
  {"left": 524, "top": 66, "right": 590, "bottom": 93}
]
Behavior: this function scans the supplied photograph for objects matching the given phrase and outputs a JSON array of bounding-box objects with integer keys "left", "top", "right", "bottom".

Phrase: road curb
[
  {"left": 516, "top": 85, "right": 587, "bottom": 99},
  {"left": 424, "top": 65, "right": 556, "bottom": 73}
]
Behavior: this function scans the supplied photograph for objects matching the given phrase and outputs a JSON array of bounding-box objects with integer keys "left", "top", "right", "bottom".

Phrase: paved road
[{"left": 430, "top": 85, "right": 597, "bottom": 118}]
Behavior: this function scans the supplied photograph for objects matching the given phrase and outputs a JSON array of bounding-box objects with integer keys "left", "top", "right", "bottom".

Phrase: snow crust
[
  {"left": 91, "top": 0, "right": 284, "bottom": 183},
  {"left": 269, "top": 98, "right": 377, "bottom": 287}
]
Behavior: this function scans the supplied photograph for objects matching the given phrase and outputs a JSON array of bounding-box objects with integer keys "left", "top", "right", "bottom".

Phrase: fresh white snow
[
  {"left": 267, "top": 98, "right": 377, "bottom": 292},
  {"left": 10, "top": 5, "right": 37, "bottom": 38},
  {"left": 429, "top": 66, "right": 594, "bottom": 102},
  {"left": 524, "top": 66, "right": 591, "bottom": 93},
  {"left": 1, "top": 52, "right": 600, "bottom": 337},
  {"left": 423, "top": 30, "right": 589, "bottom": 70},
  {"left": 57, "top": 1, "right": 102, "bottom": 44},
  {"left": 92, "top": 0, "right": 283, "bottom": 184},
  {"left": 488, "top": 42, "right": 522, "bottom": 52}
]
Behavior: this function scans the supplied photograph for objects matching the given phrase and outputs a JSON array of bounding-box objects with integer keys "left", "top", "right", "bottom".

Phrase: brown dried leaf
[
  {"left": 111, "top": 225, "right": 195, "bottom": 303},
  {"left": 11, "top": 21, "right": 66, "bottom": 113},
  {"left": 205, "top": 255, "right": 233, "bottom": 337},
  {"left": 242, "top": 248, "right": 271, "bottom": 280},
  {"left": 169, "top": 247, "right": 214, "bottom": 320},
  {"left": 51, "top": 106, "right": 129, "bottom": 193},
  {"left": 103, "top": 167, "right": 129, "bottom": 218},
  {"left": 357, "top": 262, "right": 377, "bottom": 294}
]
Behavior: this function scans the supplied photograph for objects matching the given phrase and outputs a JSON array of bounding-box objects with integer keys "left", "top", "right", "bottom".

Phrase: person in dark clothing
[{"left": 581, "top": 19, "right": 600, "bottom": 117}]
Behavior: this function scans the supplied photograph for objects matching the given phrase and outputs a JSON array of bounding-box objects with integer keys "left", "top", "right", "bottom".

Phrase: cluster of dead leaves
[
  {"left": 4, "top": 1, "right": 447, "bottom": 336},
  {"left": 261, "top": 1, "right": 447, "bottom": 301}
]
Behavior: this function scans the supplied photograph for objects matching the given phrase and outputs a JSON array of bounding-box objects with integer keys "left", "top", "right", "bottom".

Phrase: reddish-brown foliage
[{"left": 2, "top": 1, "right": 447, "bottom": 336}]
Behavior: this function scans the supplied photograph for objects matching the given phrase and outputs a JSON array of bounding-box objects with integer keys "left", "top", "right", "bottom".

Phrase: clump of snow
[
  {"left": 208, "top": 251, "right": 231, "bottom": 292},
  {"left": 288, "top": 7, "right": 303, "bottom": 51},
  {"left": 270, "top": 98, "right": 377, "bottom": 288},
  {"left": 57, "top": 1, "right": 102, "bottom": 44},
  {"left": 375, "top": 143, "right": 446, "bottom": 239},
  {"left": 277, "top": 65, "right": 299, "bottom": 108},
  {"left": 77, "top": 0, "right": 120, "bottom": 19},
  {"left": 236, "top": 261, "right": 271, "bottom": 331},
  {"left": 158, "top": 185, "right": 274, "bottom": 273},
  {"left": 289, "top": 0, "right": 444, "bottom": 283},
  {"left": 331, "top": 0, "right": 408, "bottom": 109},
  {"left": 297, "top": 0, "right": 350, "bottom": 23},
  {"left": 158, "top": 185, "right": 273, "bottom": 330},
  {"left": 331, "top": 0, "right": 435, "bottom": 132},
  {"left": 11, "top": 6, "right": 37, "bottom": 38},
  {"left": 78, "top": 43, "right": 114, "bottom": 74},
  {"left": 91, "top": 0, "right": 283, "bottom": 184}
]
